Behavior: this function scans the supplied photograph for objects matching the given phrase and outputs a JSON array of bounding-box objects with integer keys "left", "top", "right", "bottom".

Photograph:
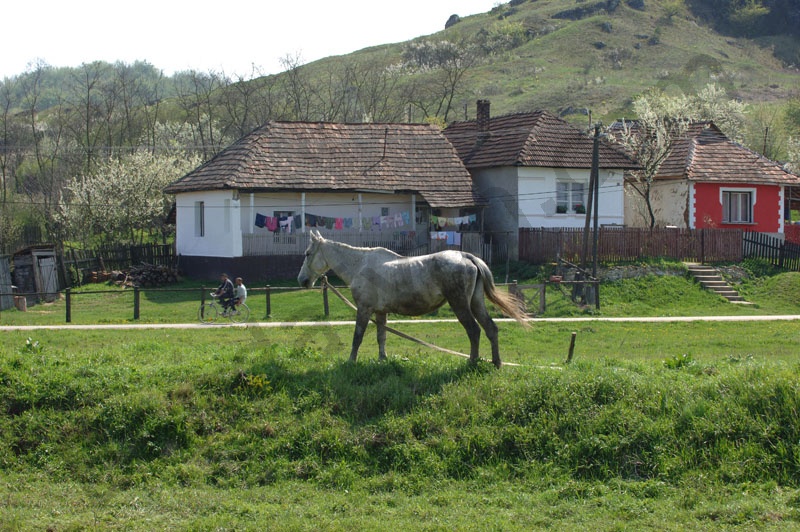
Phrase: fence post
[
  {"left": 595, "top": 280, "right": 600, "bottom": 310},
  {"left": 65, "top": 288, "right": 71, "bottom": 323},
  {"left": 265, "top": 285, "right": 271, "bottom": 318},
  {"left": 538, "top": 283, "right": 546, "bottom": 314},
  {"left": 133, "top": 286, "right": 140, "bottom": 320},
  {"left": 323, "top": 283, "right": 330, "bottom": 317},
  {"left": 201, "top": 287, "right": 206, "bottom": 305}
]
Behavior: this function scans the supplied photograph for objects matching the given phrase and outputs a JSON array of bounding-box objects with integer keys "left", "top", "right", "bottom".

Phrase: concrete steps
[{"left": 685, "top": 263, "right": 748, "bottom": 303}]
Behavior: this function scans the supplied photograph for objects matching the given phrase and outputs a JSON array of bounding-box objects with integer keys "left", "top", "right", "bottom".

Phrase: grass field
[{"left": 2, "top": 263, "right": 800, "bottom": 530}]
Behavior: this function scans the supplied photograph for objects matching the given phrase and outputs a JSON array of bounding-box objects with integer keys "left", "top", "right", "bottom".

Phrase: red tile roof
[
  {"left": 164, "top": 121, "right": 482, "bottom": 208},
  {"left": 444, "top": 110, "right": 638, "bottom": 170},
  {"left": 657, "top": 122, "right": 800, "bottom": 185}
]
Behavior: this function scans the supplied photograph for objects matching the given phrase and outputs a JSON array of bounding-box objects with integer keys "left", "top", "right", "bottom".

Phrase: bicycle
[{"left": 198, "top": 293, "right": 250, "bottom": 324}]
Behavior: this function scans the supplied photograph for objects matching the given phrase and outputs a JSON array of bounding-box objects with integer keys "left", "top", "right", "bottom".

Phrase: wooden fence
[
  {"left": 743, "top": 231, "right": 800, "bottom": 271},
  {"left": 519, "top": 227, "right": 744, "bottom": 264}
]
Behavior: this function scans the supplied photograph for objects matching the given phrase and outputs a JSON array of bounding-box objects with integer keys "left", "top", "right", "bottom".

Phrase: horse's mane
[{"left": 324, "top": 239, "right": 402, "bottom": 257}]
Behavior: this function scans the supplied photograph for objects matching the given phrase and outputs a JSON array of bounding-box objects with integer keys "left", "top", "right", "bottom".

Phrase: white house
[
  {"left": 444, "top": 101, "right": 638, "bottom": 260},
  {"left": 164, "top": 121, "right": 483, "bottom": 281}
]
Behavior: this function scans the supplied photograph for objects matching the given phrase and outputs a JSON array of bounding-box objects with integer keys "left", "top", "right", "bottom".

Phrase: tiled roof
[
  {"left": 164, "top": 121, "right": 482, "bottom": 208},
  {"left": 443, "top": 110, "right": 638, "bottom": 170},
  {"left": 657, "top": 122, "right": 800, "bottom": 185}
]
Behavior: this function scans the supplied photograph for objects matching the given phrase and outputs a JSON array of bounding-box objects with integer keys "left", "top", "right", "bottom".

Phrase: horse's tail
[{"left": 468, "top": 254, "right": 531, "bottom": 328}]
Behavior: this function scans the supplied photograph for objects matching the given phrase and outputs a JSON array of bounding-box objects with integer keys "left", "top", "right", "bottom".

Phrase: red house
[{"left": 623, "top": 122, "right": 800, "bottom": 235}]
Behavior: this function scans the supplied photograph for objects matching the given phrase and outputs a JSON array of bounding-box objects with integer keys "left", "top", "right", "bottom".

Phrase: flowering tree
[
  {"left": 614, "top": 84, "right": 746, "bottom": 228},
  {"left": 59, "top": 150, "right": 200, "bottom": 246}
]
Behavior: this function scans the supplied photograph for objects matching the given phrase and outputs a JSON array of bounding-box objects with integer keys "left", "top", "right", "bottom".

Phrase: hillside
[{"left": 303, "top": 0, "right": 799, "bottom": 123}]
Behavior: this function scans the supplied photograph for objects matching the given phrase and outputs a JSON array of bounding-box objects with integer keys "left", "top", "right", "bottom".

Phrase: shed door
[{"left": 37, "top": 257, "right": 59, "bottom": 302}]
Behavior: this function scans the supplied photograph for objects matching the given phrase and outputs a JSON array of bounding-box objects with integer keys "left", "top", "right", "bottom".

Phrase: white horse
[{"left": 297, "top": 230, "right": 529, "bottom": 368}]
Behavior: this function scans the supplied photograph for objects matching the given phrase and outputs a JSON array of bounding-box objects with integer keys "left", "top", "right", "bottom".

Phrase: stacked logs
[
  {"left": 125, "top": 264, "right": 180, "bottom": 287},
  {"left": 92, "top": 264, "right": 179, "bottom": 287}
]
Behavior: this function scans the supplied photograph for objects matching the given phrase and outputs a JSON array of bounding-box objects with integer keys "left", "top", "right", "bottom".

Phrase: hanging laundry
[
  {"left": 255, "top": 213, "right": 266, "bottom": 228},
  {"left": 402, "top": 211, "right": 410, "bottom": 226},
  {"left": 344, "top": 218, "right": 353, "bottom": 229},
  {"left": 266, "top": 216, "right": 279, "bottom": 232},
  {"left": 305, "top": 214, "right": 317, "bottom": 227},
  {"left": 279, "top": 216, "right": 291, "bottom": 233},
  {"left": 294, "top": 214, "right": 303, "bottom": 230},
  {"left": 334, "top": 218, "right": 344, "bottom": 230}
]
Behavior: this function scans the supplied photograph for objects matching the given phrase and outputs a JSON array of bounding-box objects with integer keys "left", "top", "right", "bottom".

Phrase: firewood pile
[
  {"left": 89, "top": 264, "right": 180, "bottom": 287},
  {"left": 125, "top": 264, "right": 180, "bottom": 287}
]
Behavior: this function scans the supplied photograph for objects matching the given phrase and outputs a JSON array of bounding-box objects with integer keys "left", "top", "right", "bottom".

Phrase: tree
[
  {"left": 614, "top": 84, "right": 747, "bottom": 228},
  {"left": 59, "top": 151, "right": 200, "bottom": 246},
  {"left": 615, "top": 91, "right": 695, "bottom": 229},
  {"left": 400, "top": 38, "right": 478, "bottom": 122}
]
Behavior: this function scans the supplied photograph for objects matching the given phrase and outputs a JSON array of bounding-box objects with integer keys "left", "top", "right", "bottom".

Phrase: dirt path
[{"left": 2, "top": 315, "right": 800, "bottom": 331}]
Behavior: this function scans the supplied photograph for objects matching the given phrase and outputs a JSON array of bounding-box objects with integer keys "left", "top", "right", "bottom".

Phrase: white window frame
[
  {"left": 556, "top": 181, "right": 586, "bottom": 214},
  {"left": 721, "top": 188, "right": 756, "bottom": 224}
]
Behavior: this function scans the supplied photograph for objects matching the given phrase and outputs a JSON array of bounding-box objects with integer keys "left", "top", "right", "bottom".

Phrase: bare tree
[
  {"left": 401, "top": 39, "right": 478, "bottom": 122},
  {"left": 174, "top": 69, "right": 229, "bottom": 159}
]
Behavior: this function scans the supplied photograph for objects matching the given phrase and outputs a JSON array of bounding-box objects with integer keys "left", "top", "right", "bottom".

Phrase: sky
[{"left": 2, "top": 0, "right": 494, "bottom": 79}]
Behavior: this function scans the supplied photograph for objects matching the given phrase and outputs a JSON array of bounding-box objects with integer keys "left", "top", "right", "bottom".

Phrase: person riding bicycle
[
  {"left": 213, "top": 273, "right": 235, "bottom": 314},
  {"left": 234, "top": 277, "right": 247, "bottom": 309}
]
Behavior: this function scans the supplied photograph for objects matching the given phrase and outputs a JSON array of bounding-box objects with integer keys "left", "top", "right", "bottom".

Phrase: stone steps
[{"left": 684, "top": 263, "right": 747, "bottom": 303}]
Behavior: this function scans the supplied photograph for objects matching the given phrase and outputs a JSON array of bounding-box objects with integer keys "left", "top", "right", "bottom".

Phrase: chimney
[{"left": 476, "top": 99, "right": 491, "bottom": 134}]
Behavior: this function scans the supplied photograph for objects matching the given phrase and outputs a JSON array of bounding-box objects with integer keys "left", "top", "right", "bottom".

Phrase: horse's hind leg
[
  {"left": 375, "top": 311, "right": 388, "bottom": 361},
  {"left": 451, "top": 301, "right": 482, "bottom": 364},
  {"left": 349, "top": 307, "right": 372, "bottom": 362},
  {"left": 471, "top": 281, "right": 501, "bottom": 368}
]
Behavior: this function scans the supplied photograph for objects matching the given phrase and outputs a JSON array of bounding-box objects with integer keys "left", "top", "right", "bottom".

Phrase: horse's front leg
[
  {"left": 349, "top": 307, "right": 372, "bottom": 362},
  {"left": 375, "top": 312, "right": 388, "bottom": 361}
]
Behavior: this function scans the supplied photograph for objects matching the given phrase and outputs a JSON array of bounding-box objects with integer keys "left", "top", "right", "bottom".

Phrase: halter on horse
[{"left": 298, "top": 230, "right": 529, "bottom": 368}]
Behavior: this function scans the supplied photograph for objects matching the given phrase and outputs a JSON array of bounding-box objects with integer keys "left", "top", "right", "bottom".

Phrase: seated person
[
  {"left": 213, "top": 273, "right": 235, "bottom": 312},
  {"left": 234, "top": 277, "right": 247, "bottom": 308}
]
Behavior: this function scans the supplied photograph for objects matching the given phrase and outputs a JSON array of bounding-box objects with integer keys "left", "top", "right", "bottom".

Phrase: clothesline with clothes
[
  {"left": 254, "top": 211, "right": 415, "bottom": 233},
  {"left": 430, "top": 214, "right": 477, "bottom": 230},
  {"left": 253, "top": 212, "right": 479, "bottom": 235}
]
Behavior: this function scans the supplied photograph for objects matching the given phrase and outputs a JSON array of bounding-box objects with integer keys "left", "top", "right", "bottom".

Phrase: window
[
  {"left": 722, "top": 190, "right": 753, "bottom": 223},
  {"left": 556, "top": 182, "right": 586, "bottom": 214},
  {"left": 194, "top": 201, "right": 205, "bottom": 237}
]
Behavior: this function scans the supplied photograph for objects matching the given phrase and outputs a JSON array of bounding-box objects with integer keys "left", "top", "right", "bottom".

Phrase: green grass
[
  {"left": 2, "top": 260, "right": 800, "bottom": 326},
  {"left": 2, "top": 319, "right": 800, "bottom": 529},
  {"left": 2, "top": 262, "right": 800, "bottom": 529}
]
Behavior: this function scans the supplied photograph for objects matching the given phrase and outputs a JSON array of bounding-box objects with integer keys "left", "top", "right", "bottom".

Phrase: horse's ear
[{"left": 311, "top": 229, "right": 322, "bottom": 241}]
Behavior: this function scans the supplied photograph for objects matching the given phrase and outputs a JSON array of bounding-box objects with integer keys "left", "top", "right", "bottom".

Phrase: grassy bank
[{"left": 2, "top": 321, "right": 800, "bottom": 529}]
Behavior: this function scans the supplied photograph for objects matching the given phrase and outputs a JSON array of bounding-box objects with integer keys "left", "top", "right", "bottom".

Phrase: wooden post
[
  {"left": 65, "top": 288, "right": 71, "bottom": 323},
  {"left": 538, "top": 283, "right": 546, "bottom": 314},
  {"left": 323, "top": 282, "right": 330, "bottom": 317},
  {"left": 133, "top": 286, "right": 140, "bottom": 320},
  {"left": 265, "top": 285, "right": 271, "bottom": 318},
  {"left": 595, "top": 281, "right": 600, "bottom": 310},
  {"left": 566, "top": 331, "right": 577, "bottom": 364},
  {"left": 201, "top": 287, "right": 206, "bottom": 305}
]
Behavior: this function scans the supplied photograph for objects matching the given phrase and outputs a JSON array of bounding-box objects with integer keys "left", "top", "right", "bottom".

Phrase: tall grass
[{"left": 2, "top": 324, "right": 800, "bottom": 529}]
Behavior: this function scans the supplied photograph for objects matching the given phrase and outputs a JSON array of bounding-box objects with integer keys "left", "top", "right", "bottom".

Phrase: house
[
  {"left": 164, "top": 121, "right": 483, "bottom": 281},
  {"left": 618, "top": 121, "right": 800, "bottom": 234},
  {"left": 444, "top": 101, "right": 638, "bottom": 260}
]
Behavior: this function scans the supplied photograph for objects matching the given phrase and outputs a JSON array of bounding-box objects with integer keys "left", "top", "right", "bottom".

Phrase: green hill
[{"left": 301, "top": 0, "right": 799, "bottom": 123}]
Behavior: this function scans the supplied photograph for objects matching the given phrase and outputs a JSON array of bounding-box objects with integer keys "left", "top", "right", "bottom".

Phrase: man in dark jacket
[{"left": 214, "top": 273, "right": 235, "bottom": 314}]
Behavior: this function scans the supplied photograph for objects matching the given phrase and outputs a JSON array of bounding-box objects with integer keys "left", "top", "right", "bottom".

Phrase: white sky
[{"left": 2, "top": 0, "right": 494, "bottom": 79}]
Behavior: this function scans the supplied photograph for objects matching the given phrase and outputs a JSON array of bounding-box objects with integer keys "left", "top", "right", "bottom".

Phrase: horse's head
[{"left": 297, "top": 229, "right": 328, "bottom": 288}]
